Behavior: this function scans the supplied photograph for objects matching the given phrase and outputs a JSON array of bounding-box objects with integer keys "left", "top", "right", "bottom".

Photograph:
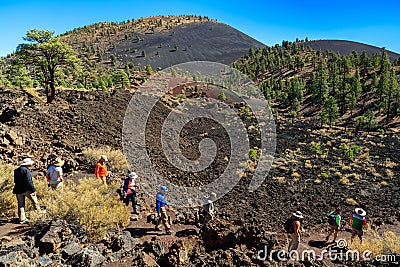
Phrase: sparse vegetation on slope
[{"left": 233, "top": 40, "right": 400, "bottom": 128}]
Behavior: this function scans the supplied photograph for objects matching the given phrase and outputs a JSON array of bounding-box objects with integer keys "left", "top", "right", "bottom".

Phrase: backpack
[
  {"left": 284, "top": 218, "right": 294, "bottom": 233},
  {"left": 328, "top": 212, "right": 337, "bottom": 226}
]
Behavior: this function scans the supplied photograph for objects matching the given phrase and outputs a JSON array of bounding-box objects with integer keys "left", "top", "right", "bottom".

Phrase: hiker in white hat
[
  {"left": 350, "top": 208, "right": 367, "bottom": 244},
  {"left": 13, "top": 158, "right": 43, "bottom": 224},
  {"left": 46, "top": 157, "right": 65, "bottom": 190},
  {"left": 287, "top": 211, "right": 304, "bottom": 252},
  {"left": 122, "top": 172, "right": 139, "bottom": 214},
  {"left": 201, "top": 192, "right": 217, "bottom": 228}
]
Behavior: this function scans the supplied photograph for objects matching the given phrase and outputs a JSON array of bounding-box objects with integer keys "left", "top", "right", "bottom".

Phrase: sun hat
[
  {"left": 210, "top": 192, "right": 217, "bottom": 199},
  {"left": 21, "top": 158, "right": 34, "bottom": 166},
  {"left": 128, "top": 172, "right": 138, "bottom": 179},
  {"left": 160, "top": 185, "right": 168, "bottom": 192},
  {"left": 355, "top": 208, "right": 366, "bottom": 217},
  {"left": 100, "top": 155, "right": 108, "bottom": 162},
  {"left": 292, "top": 211, "right": 304, "bottom": 219},
  {"left": 54, "top": 157, "right": 65, "bottom": 167}
]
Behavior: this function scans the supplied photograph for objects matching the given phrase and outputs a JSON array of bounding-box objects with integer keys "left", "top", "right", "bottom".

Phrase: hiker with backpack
[
  {"left": 155, "top": 186, "right": 172, "bottom": 235},
  {"left": 350, "top": 208, "right": 367, "bottom": 244},
  {"left": 285, "top": 211, "right": 304, "bottom": 252},
  {"left": 200, "top": 192, "right": 217, "bottom": 229},
  {"left": 326, "top": 208, "right": 342, "bottom": 243},
  {"left": 122, "top": 172, "right": 139, "bottom": 214},
  {"left": 46, "top": 157, "right": 65, "bottom": 190}
]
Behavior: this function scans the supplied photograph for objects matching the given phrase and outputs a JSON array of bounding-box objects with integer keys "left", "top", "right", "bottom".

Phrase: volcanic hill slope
[
  {"left": 60, "top": 15, "right": 265, "bottom": 69},
  {"left": 305, "top": 40, "right": 400, "bottom": 61}
]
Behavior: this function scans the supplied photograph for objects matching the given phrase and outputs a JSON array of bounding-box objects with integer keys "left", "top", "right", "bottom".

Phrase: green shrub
[
  {"left": 320, "top": 172, "right": 329, "bottom": 179},
  {"left": 177, "top": 93, "right": 186, "bottom": 99},
  {"left": 340, "top": 143, "right": 360, "bottom": 161},
  {"left": 310, "top": 142, "right": 322, "bottom": 156},
  {"left": 249, "top": 148, "right": 258, "bottom": 161},
  {"left": 218, "top": 91, "right": 226, "bottom": 102}
]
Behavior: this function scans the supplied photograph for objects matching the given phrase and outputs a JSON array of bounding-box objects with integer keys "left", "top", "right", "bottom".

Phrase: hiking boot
[
  {"left": 155, "top": 226, "right": 162, "bottom": 231},
  {"left": 20, "top": 219, "right": 29, "bottom": 224}
]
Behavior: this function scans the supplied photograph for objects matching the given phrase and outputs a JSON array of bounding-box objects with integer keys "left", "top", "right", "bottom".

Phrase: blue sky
[{"left": 1, "top": 0, "right": 399, "bottom": 57}]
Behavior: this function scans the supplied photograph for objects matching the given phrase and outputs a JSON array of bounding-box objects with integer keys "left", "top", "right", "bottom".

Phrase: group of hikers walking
[
  {"left": 13, "top": 156, "right": 369, "bottom": 247},
  {"left": 286, "top": 207, "right": 368, "bottom": 253},
  {"left": 12, "top": 156, "right": 217, "bottom": 236}
]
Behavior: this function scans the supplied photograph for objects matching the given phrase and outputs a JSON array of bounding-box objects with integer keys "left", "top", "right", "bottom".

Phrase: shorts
[{"left": 351, "top": 227, "right": 363, "bottom": 237}]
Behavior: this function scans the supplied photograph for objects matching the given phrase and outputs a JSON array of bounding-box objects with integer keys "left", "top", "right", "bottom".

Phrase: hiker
[
  {"left": 155, "top": 186, "right": 172, "bottom": 235},
  {"left": 95, "top": 155, "right": 108, "bottom": 186},
  {"left": 287, "top": 211, "right": 303, "bottom": 252},
  {"left": 326, "top": 208, "right": 342, "bottom": 242},
  {"left": 123, "top": 172, "right": 139, "bottom": 214},
  {"left": 201, "top": 192, "right": 217, "bottom": 228},
  {"left": 13, "top": 158, "right": 43, "bottom": 224},
  {"left": 350, "top": 208, "right": 367, "bottom": 244},
  {"left": 46, "top": 157, "right": 65, "bottom": 190}
]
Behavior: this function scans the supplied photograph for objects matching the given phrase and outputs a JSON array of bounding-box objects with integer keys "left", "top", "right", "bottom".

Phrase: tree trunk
[
  {"left": 47, "top": 70, "right": 56, "bottom": 103},
  {"left": 385, "top": 92, "right": 392, "bottom": 125}
]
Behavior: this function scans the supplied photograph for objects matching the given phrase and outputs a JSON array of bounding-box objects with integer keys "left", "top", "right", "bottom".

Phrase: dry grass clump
[
  {"left": 379, "top": 181, "right": 389, "bottom": 187},
  {"left": 369, "top": 167, "right": 382, "bottom": 178},
  {"left": 0, "top": 164, "right": 18, "bottom": 215},
  {"left": 24, "top": 87, "right": 45, "bottom": 102},
  {"left": 30, "top": 178, "right": 130, "bottom": 241},
  {"left": 314, "top": 178, "right": 322, "bottom": 184},
  {"left": 386, "top": 169, "right": 394, "bottom": 179},
  {"left": 275, "top": 176, "right": 286, "bottom": 184},
  {"left": 385, "top": 158, "right": 397, "bottom": 168},
  {"left": 292, "top": 171, "right": 301, "bottom": 182},
  {"left": 341, "top": 165, "right": 352, "bottom": 171},
  {"left": 347, "top": 173, "right": 362, "bottom": 180},
  {"left": 305, "top": 160, "right": 312, "bottom": 169},
  {"left": 247, "top": 160, "right": 257, "bottom": 173},
  {"left": 349, "top": 231, "right": 400, "bottom": 259},
  {"left": 82, "top": 146, "right": 129, "bottom": 173},
  {"left": 340, "top": 177, "right": 351, "bottom": 185},
  {"left": 1, "top": 163, "right": 130, "bottom": 241},
  {"left": 346, "top": 198, "right": 359, "bottom": 206}
]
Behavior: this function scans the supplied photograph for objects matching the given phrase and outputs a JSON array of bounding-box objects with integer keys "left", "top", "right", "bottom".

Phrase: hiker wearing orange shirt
[{"left": 95, "top": 155, "right": 108, "bottom": 186}]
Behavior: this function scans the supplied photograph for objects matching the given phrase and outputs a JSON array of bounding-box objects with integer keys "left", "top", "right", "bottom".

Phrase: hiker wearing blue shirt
[{"left": 155, "top": 186, "right": 171, "bottom": 235}]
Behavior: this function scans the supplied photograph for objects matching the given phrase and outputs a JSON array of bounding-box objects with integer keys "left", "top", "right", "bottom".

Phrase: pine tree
[
  {"left": 17, "top": 29, "right": 80, "bottom": 103},
  {"left": 384, "top": 68, "right": 400, "bottom": 123},
  {"left": 347, "top": 71, "right": 362, "bottom": 113},
  {"left": 112, "top": 69, "right": 130, "bottom": 89},
  {"left": 319, "top": 96, "right": 339, "bottom": 125},
  {"left": 376, "top": 62, "right": 390, "bottom": 112}
]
